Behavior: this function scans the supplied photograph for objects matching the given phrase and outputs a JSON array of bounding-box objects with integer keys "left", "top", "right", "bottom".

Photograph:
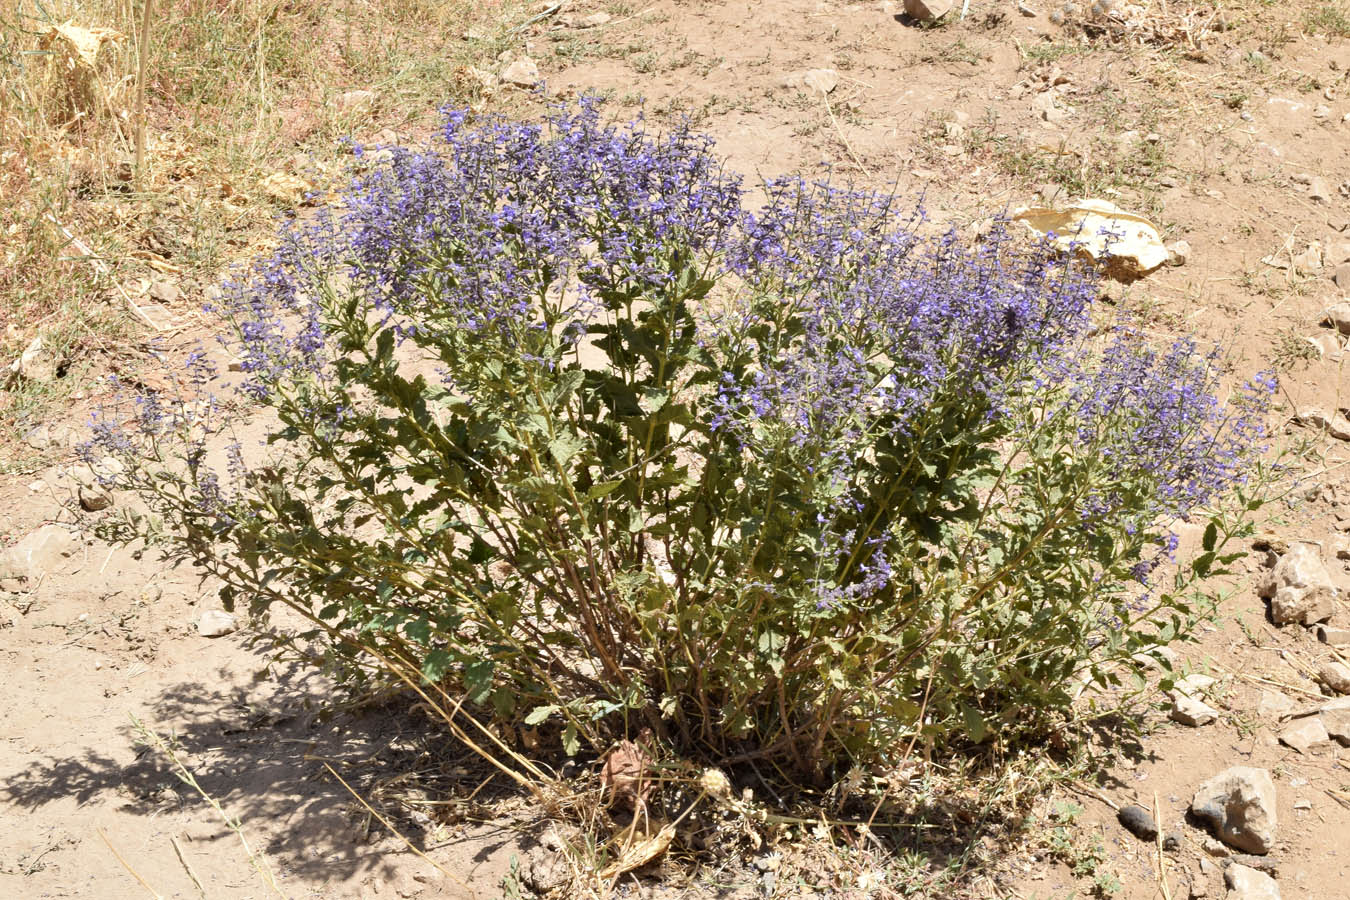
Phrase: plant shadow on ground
[
  {"left": 0, "top": 661, "right": 527, "bottom": 888},
  {"left": 0, "top": 652, "right": 1154, "bottom": 896}
]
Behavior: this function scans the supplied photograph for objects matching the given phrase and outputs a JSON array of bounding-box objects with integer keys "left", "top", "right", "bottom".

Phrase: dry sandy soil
[{"left": 4, "top": 1, "right": 1350, "bottom": 898}]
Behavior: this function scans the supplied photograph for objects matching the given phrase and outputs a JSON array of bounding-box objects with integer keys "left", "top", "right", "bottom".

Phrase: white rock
[
  {"left": 1320, "top": 660, "right": 1350, "bottom": 694},
  {"left": 802, "top": 68, "right": 839, "bottom": 95},
  {"left": 1175, "top": 673, "right": 1218, "bottom": 696},
  {"left": 1032, "top": 91, "right": 1071, "bottom": 123},
  {"left": 1292, "top": 243, "right": 1323, "bottom": 273},
  {"left": 1172, "top": 693, "right": 1220, "bottom": 726},
  {"left": 5, "top": 335, "right": 55, "bottom": 385},
  {"left": 1166, "top": 239, "right": 1192, "bottom": 266},
  {"left": 1310, "top": 176, "right": 1332, "bottom": 203},
  {"left": 1278, "top": 715, "right": 1329, "bottom": 752},
  {"left": 1190, "top": 767, "right": 1277, "bottom": 855},
  {"left": 1224, "top": 863, "right": 1280, "bottom": 900},
  {"left": 0, "top": 524, "right": 80, "bottom": 590},
  {"left": 501, "top": 56, "right": 540, "bottom": 87},
  {"left": 197, "top": 610, "right": 239, "bottom": 637},
  {"left": 1255, "top": 543, "right": 1338, "bottom": 624}
]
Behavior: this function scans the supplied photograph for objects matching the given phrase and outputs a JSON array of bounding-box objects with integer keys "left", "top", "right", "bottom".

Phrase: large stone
[
  {"left": 500, "top": 56, "right": 540, "bottom": 87},
  {"left": 1324, "top": 706, "right": 1350, "bottom": 745},
  {"left": 1314, "top": 623, "right": 1350, "bottom": 646},
  {"left": 904, "top": 0, "right": 954, "bottom": 20},
  {"left": 1255, "top": 544, "right": 1338, "bottom": 625},
  {"left": 1191, "top": 767, "right": 1277, "bottom": 855},
  {"left": 1224, "top": 864, "right": 1280, "bottom": 900},
  {"left": 1277, "top": 716, "right": 1329, "bottom": 752},
  {"left": 0, "top": 524, "right": 80, "bottom": 590},
  {"left": 1320, "top": 660, "right": 1350, "bottom": 694}
]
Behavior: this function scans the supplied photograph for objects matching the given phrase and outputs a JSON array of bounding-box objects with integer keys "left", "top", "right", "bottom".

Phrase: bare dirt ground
[{"left": 4, "top": 1, "right": 1350, "bottom": 898}]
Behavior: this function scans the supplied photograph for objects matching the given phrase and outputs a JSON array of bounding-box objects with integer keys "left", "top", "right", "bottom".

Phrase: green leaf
[
  {"left": 586, "top": 479, "right": 623, "bottom": 500},
  {"left": 1202, "top": 521, "right": 1218, "bottom": 553},
  {"left": 961, "top": 704, "right": 988, "bottom": 744},
  {"left": 524, "top": 704, "right": 559, "bottom": 726},
  {"left": 422, "top": 649, "right": 452, "bottom": 682},
  {"left": 548, "top": 434, "right": 585, "bottom": 467},
  {"left": 464, "top": 659, "right": 495, "bottom": 703},
  {"left": 562, "top": 722, "right": 580, "bottom": 756}
]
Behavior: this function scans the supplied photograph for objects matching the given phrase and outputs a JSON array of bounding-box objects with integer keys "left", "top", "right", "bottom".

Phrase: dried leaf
[
  {"left": 41, "top": 22, "right": 124, "bottom": 69},
  {"left": 258, "top": 172, "right": 313, "bottom": 206},
  {"left": 600, "top": 822, "right": 674, "bottom": 879},
  {"left": 600, "top": 737, "right": 651, "bottom": 810}
]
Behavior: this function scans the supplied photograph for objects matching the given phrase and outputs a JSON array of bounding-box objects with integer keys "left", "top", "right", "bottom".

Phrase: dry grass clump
[{"left": 0, "top": 0, "right": 522, "bottom": 437}]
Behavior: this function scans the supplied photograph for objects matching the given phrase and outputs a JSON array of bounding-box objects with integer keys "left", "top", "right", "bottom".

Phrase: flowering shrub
[{"left": 87, "top": 102, "right": 1272, "bottom": 773}]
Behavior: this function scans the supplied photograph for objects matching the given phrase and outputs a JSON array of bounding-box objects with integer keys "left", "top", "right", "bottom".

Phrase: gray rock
[
  {"left": 1172, "top": 693, "right": 1220, "bottom": 726},
  {"left": 1295, "top": 407, "right": 1350, "bottom": 442},
  {"left": 1255, "top": 543, "right": 1338, "bottom": 625},
  {"left": 1323, "top": 706, "right": 1350, "bottom": 745},
  {"left": 1118, "top": 804, "right": 1158, "bottom": 840},
  {"left": 1277, "top": 716, "right": 1329, "bottom": 752},
  {"left": 1314, "top": 623, "right": 1350, "bottom": 645},
  {"left": 1326, "top": 302, "right": 1350, "bottom": 335},
  {"left": 1257, "top": 690, "right": 1295, "bottom": 718},
  {"left": 1191, "top": 767, "right": 1277, "bottom": 855},
  {"left": 197, "top": 610, "right": 239, "bottom": 637},
  {"left": 148, "top": 279, "right": 182, "bottom": 304},
  {"left": 1320, "top": 660, "right": 1350, "bottom": 694},
  {"left": 1224, "top": 863, "right": 1280, "bottom": 900},
  {"left": 1335, "top": 262, "right": 1350, "bottom": 291},
  {"left": 904, "top": 0, "right": 954, "bottom": 20},
  {"left": 1202, "top": 835, "right": 1231, "bottom": 857},
  {"left": 501, "top": 56, "right": 540, "bottom": 88}
]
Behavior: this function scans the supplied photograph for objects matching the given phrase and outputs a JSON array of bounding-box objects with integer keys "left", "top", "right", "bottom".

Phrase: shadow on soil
[{"left": 0, "top": 661, "right": 516, "bottom": 886}]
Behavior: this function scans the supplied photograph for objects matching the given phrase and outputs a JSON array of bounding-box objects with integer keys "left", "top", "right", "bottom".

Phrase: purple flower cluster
[
  {"left": 712, "top": 180, "right": 1099, "bottom": 447},
  {"left": 1068, "top": 331, "right": 1275, "bottom": 523},
  {"left": 211, "top": 100, "right": 745, "bottom": 399}
]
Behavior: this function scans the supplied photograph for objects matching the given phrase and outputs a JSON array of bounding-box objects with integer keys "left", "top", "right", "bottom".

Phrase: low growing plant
[{"left": 87, "top": 100, "right": 1272, "bottom": 776}]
